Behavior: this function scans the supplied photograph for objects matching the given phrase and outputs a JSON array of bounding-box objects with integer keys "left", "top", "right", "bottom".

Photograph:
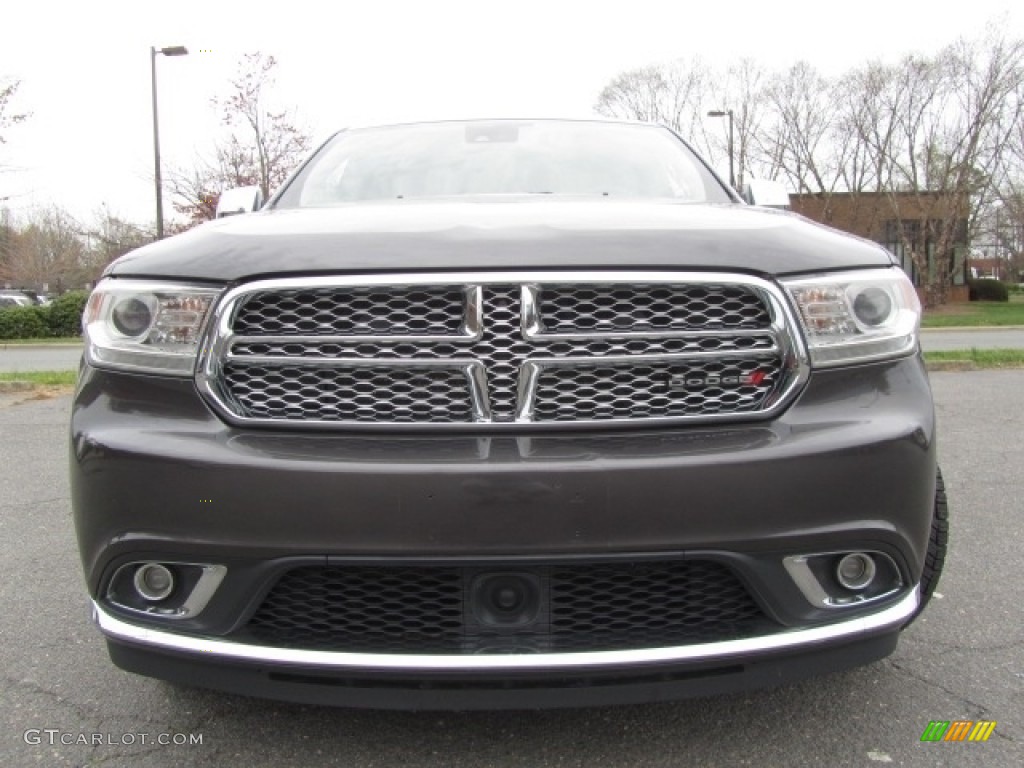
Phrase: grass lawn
[
  {"left": 922, "top": 294, "right": 1024, "bottom": 327},
  {"left": 0, "top": 370, "right": 78, "bottom": 387},
  {"left": 922, "top": 348, "right": 1024, "bottom": 368}
]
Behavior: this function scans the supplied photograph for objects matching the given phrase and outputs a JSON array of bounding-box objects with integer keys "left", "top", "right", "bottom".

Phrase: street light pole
[
  {"left": 707, "top": 109, "right": 735, "bottom": 190},
  {"left": 150, "top": 45, "right": 189, "bottom": 240}
]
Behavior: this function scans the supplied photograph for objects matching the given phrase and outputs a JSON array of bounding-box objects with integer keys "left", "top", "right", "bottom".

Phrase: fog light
[
  {"left": 836, "top": 553, "right": 876, "bottom": 591},
  {"left": 133, "top": 563, "right": 175, "bottom": 602}
]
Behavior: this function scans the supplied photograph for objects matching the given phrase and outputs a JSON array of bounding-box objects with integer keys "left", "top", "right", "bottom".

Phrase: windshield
[{"left": 275, "top": 120, "right": 730, "bottom": 207}]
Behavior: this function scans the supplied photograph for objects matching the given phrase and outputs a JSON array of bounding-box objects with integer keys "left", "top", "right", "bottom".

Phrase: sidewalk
[{"left": 0, "top": 342, "right": 83, "bottom": 349}]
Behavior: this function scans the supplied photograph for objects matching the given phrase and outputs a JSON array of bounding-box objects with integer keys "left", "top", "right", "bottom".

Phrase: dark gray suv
[{"left": 71, "top": 119, "right": 947, "bottom": 709}]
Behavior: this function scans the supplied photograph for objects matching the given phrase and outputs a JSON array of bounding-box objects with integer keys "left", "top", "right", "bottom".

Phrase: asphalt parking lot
[{"left": 0, "top": 371, "right": 1020, "bottom": 767}]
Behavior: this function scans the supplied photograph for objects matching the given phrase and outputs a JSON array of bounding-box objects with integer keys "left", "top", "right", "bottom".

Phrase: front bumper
[
  {"left": 71, "top": 355, "right": 936, "bottom": 706},
  {"left": 96, "top": 591, "right": 915, "bottom": 709}
]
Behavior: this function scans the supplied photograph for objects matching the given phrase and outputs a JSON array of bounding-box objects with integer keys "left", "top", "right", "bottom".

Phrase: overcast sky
[{"left": 2, "top": 0, "right": 1023, "bottom": 227}]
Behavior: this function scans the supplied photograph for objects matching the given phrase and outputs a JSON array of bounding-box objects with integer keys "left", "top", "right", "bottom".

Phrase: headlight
[
  {"left": 83, "top": 279, "right": 221, "bottom": 375},
  {"left": 782, "top": 268, "right": 920, "bottom": 367}
]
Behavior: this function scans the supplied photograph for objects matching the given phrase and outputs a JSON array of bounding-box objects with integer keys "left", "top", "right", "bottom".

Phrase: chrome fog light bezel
[
  {"left": 784, "top": 551, "right": 904, "bottom": 609},
  {"left": 106, "top": 562, "right": 226, "bottom": 619}
]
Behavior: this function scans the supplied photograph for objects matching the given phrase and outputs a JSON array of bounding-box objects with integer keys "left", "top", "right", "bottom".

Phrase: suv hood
[{"left": 108, "top": 199, "right": 893, "bottom": 283}]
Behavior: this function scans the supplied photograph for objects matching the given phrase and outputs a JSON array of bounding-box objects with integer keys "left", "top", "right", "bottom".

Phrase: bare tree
[
  {"left": 0, "top": 206, "right": 19, "bottom": 286},
  {"left": 6, "top": 206, "right": 87, "bottom": 292},
  {"left": 594, "top": 57, "right": 771, "bottom": 188},
  {"left": 595, "top": 59, "right": 710, "bottom": 137},
  {"left": 971, "top": 33, "right": 1024, "bottom": 281},
  {"left": 0, "top": 78, "right": 28, "bottom": 147},
  {"left": 1, "top": 77, "right": 30, "bottom": 198},
  {"left": 991, "top": 106, "right": 1024, "bottom": 279},
  {"left": 722, "top": 59, "right": 770, "bottom": 190},
  {"left": 594, "top": 26, "right": 1024, "bottom": 306},
  {"left": 857, "top": 32, "right": 1024, "bottom": 304},
  {"left": 758, "top": 62, "right": 841, "bottom": 196},
  {"left": 216, "top": 53, "right": 311, "bottom": 202},
  {"left": 170, "top": 139, "right": 262, "bottom": 227},
  {"left": 1, "top": 206, "right": 153, "bottom": 291},
  {"left": 835, "top": 61, "right": 903, "bottom": 194},
  {"left": 81, "top": 207, "right": 152, "bottom": 277},
  {"left": 170, "top": 53, "right": 311, "bottom": 227}
]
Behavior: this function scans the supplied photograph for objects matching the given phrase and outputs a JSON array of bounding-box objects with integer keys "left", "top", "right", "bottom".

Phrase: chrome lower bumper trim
[{"left": 92, "top": 587, "right": 918, "bottom": 672}]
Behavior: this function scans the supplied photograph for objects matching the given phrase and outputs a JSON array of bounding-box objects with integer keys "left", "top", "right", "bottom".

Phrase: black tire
[{"left": 917, "top": 466, "right": 950, "bottom": 613}]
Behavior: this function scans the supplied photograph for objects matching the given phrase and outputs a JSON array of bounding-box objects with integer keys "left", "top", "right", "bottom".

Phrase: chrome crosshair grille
[{"left": 197, "top": 272, "right": 808, "bottom": 430}]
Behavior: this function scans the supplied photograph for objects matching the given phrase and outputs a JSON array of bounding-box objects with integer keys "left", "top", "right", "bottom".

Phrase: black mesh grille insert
[
  {"left": 243, "top": 561, "right": 771, "bottom": 654},
  {"left": 538, "top": 284, "right": 771, "bottom": 333},
  {"left": 234, "top": 287, "right": 465, "bottom": 336},
  {"left": 222, "top": 364, "right": 472, "bottom": 423},
  {"left": 532, "top": 358, "right": 778, "bottom": 422}
]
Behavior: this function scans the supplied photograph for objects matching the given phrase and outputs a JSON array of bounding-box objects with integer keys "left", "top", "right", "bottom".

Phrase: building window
[{"left": 881, "top": 220, "right": 921, "bottom": 285}]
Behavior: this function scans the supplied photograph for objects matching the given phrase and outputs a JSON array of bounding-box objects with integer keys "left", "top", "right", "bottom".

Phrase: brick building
[{"left": 789, "top": 192, "right": 970, "bottom": 303}]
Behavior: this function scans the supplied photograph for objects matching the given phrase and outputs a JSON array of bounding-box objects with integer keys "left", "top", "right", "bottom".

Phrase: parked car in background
[
  {"left": 72, "top": 119, "right": 947, "bottom": 709},
  {"left": 0, "top": 290, "right": 35, "bottom": 307}
]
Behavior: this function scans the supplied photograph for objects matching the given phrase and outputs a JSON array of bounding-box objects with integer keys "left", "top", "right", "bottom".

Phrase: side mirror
[
  {"left": 216, "top": 186, "right": 264, "bottom": 218},
  {"left": 742, "top": 179, "right": 791, "bottom": 209}
]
